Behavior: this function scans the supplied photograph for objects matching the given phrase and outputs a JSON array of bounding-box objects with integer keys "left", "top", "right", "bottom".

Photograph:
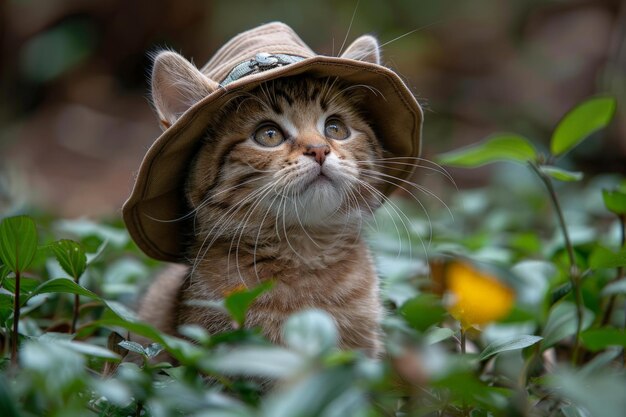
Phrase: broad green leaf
[
  {"left": 2, "top": 277, "right": 40, "bottom": 294},
  {"left": 0, "top": 376, "right": 21, "bottom": 417},
  {"left": 589, "top": 246, "right": 626, "bottom": 269},
  {"left": 580, "top": 328, "right": 626, "bottom": 351},
  {"left": 580, "top": 349, "right": 621, "bottom": 375},
  {"left": 602, "top": 188, "right": 626, "bottom": 215},
  {"left": 424, "top": 326, "right": 455, "bottom": 345},
  {"left": 0, "top": 216, "right": 38, "bottom": 273},
  {"left": 539, "top": 166, "right": 583, "bottom": 182},
  {"left": 542, "top": 302, "right": 594, "bottom": 349},
  {"left": 437, "top": 134, "right": 537, "bottom": 167},
  {"left": 549, "top": 368, "right": 626, "bottom": 417},
  {"left": 478, "top": 335, "right": 543, "bottom": 361},
  {"left": 118, "top": 340, "right": 146, "bottom": 356},
  {"left": 51, "top": 239, "right": 87, "bottom": 279},
  {"left": 602, "top": 279, "right": 626, "bottom": 296},
  {"left": 400, "top": 294, "right": 446, "bottom": 332},
  {"left": 0, "top": 264, "right": 8, "bottom": 285},
  {"left": 283, "top": 309, "right": 338, "bottom": 355},
  {"left": 55, "top": 339, "right": 120, "bottom": 360},
  {"left": 224, "top": 281, "right": 274, "bottom": 326},
  {"left": 28, "top": 278, "right": 101, "bottom": 301},
  {"left": 551, "top": 96, "right": 617, "bottom": 156},
  {"left": 203, "top": 346, "right": 305, "bottom": 379}
]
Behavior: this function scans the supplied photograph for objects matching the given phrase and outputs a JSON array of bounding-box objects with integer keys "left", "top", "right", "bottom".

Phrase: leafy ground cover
[{"left": 0, "top": 97, "right": 624, "bottom": 416}]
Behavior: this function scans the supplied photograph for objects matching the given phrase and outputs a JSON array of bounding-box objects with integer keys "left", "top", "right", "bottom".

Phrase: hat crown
[{"left": 201, "top": 22, "right": 315, "bottom": 84}]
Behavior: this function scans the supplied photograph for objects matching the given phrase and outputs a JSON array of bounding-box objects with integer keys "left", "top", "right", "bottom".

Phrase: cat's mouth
[{"left": 307, "top": 172, "right": 333, "bottom": 187}]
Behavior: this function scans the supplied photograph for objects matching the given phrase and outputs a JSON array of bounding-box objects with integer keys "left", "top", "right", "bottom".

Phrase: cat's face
[{"left": 187, "top": 76, "right": 384, "bottom": 229}]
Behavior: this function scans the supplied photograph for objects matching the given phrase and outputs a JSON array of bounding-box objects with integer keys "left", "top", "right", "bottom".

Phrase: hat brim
[{"left": 123, "top": 56, "right": 423, "bottom": 262}]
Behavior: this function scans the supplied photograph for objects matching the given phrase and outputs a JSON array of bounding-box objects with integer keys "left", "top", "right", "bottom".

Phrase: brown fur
[{"left": 139, "top": 45, "right": 388, "bottom": 358}]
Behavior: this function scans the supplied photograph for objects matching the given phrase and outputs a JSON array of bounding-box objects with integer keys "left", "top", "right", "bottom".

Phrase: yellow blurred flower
[{"left": 444, "top": 262, "right": 515, "bottom": 330}]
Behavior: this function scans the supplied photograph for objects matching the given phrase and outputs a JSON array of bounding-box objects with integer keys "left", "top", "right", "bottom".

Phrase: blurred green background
[{"left": 0, "top": 0, "right": 624, "bottom": 217}]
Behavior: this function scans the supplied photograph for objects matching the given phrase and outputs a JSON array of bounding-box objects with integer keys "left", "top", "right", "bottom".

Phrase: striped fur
[{"left": 139, "top": 75, "right": 386, "bottom": 357}]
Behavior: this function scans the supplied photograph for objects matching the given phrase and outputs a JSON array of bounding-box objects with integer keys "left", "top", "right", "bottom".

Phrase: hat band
[{"left": 220, "top": 53, "right": 305, "bottom": 87}]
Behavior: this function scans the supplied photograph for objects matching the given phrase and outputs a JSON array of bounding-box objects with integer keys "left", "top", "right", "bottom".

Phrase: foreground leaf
[
  {"left": 51, "top": 239, "right": 87, "bottom": 279},
  {"left": 602, "top": 187, "right": 626, "bottom": 215},
  {"left": 542, "top": 302, "right": 594, "bottom": 349},
  {"left": 283, "top": 309, "right": 338, "bottom": 356},
  {"left": 479, "top": 335, "right": 543, "bottom": 361},
  {"left": 224, "top": 281, "right": 274, "bottom": 326},
  {"left": 580, "top": 328, "right": 626, "bottom": 351},
  {"left": 400, "top": 294, "right": 447, "bottom": 332},
  {"left": 28, "top": 278, "right": 101, "bottom": 301},
  {"left": 589, "top": 246, "right": 626, "bottom": 269},
  {"left": 551, "top": 96, "right": 616, "bottom": 156},
  {"left": 0, "top": 216, "right": 38, "bottom": 273},
  {"left": 437, "top": 134, "right": 537, "bottom": 167},
  {"left": 539, "top": 166, "right": 583, "bottom": 182}
]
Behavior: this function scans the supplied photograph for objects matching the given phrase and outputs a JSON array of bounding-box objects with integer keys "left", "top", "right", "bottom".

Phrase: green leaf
[
  {"left": 589, "top": 246, "right": 626, "bottom": 269},
  {"left": 580, "top": 328, "right": 626, "bottom": 351},
  {"left": 54, "top": 339, "right": 120, "bottom": 360},
  {"left": 602, "top": 188, "right": 626, "bottom": 215},
  {"left": 539, "top": 166, "right": 583, "bottom": 182},
  {"left": 203, "top": 346, "right": 305, "bottom": 379},
  {"left": 0, "top": 216, "right": 38, "bottom": 273},
  {"left": 549, "top": 368, "right": 626, "bottom": 417},
  {"left": 50, "top": 239, "right": 87, "bottom": 279},
  {"left": 542, "top": 302, "right": 594, "bottom": 349},
  {"left": 0, "top": 376, "right": 22, "bottom": 417},
  {"left": 28, "top": 278, "right": 101, "bottom": 301},
  {"left": 118, "top": 340, "right": 146, "bottom": 356},
  {"left": 478, "top": 335, "right": 543, "bottom": 361},
  {"left": 437, "top": 134, "right": 537, "bottom": 167},
  {"left": 602, "top": 279, "right": 626, "bottom": 296},
  {"left": 2, "top": 277, "right": 40, "bottom": 294},
  {"left": 551, "top": 96, "right": 617, "bottom": 156},
  {"left": 283, "top": 309, "right": 338, "bottom": 356},
  {"left": 224, "top": 281, "right": 274, "bottom": 326},
  {"left": 424, "top": 326, "right": 455, "bottom": 345},
  {"left": 400, "top": 294, "right": 446, "bottom": 332}
]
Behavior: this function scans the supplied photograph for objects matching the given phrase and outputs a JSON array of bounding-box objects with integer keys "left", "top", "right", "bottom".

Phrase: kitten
[{"left": 137, "top": 38, "right": 388, "bottom": 358}]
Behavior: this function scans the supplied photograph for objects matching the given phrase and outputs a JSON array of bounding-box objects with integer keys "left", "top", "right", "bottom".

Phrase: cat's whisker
[
  {"left": 360, "top": 167, "right": 453, "bottom": 223},
  {"left": 252, "top": 190, "right": 282, "bottom": 282},
  {"left": 292, "top": 194, "right": 322, "bottom": 249},
  {"left": 356, "top": 179, "right": 411, "bottom": 259},
  {"left": 358, "top": 156, "right": 457, "bottom": 187},
  {"left": 191, "top": 182, "right": 275, "bottom": 278},
  {"left": 337, "top": 0, "right": 361, "bottom": 57},
  {"left": 359, "top": 170, "right": 434, "bottom": 246},
  {"left": 232, "top": 182, "right": 279, "bottom": 284}
]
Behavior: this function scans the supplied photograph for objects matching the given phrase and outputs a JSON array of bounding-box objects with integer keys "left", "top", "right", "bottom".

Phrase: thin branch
[{"left": 528, "top": 161, "right": 584, "bottom": 364}]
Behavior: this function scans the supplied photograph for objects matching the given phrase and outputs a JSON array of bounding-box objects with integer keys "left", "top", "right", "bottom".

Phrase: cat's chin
[{"left": 284, "top": 179, "right": 346, "bottom": 226}]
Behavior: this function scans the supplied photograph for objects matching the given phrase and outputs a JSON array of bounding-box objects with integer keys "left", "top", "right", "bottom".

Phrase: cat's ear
[
  {"left": 151, "top": 51, "right": 219, "bottom": 130},
  {"left": 340, "top": 35, "right": 380, "bottom": 65}
]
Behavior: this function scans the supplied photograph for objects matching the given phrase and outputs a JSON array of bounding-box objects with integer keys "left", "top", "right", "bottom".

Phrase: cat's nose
[{"left": 303, "top": 144, "right": 330, "bottom": 165}]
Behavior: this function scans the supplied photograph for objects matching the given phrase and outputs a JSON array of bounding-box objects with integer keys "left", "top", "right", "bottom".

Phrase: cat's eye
[
  {"left": 253, "top": 123, "right": 285, "bottom": 147},
  {"left": 324, "top": 118, "right": 350, "bottom": 140}
]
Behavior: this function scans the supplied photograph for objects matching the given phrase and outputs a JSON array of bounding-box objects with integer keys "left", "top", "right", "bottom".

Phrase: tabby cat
[{"left": 138, "top": 36, "right": 389, "bottom": 357}]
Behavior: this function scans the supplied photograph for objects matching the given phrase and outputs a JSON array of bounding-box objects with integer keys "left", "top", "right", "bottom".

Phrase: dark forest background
[{"left": 0, "top": 0, "right": 624, "bottom": 217}]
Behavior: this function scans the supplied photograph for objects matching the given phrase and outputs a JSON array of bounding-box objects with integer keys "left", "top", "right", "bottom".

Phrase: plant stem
[
  {"left": 618, "top": 214, "right": 626, "bottom": 366},
  {"left": 529, "top": 162, "right": 583, "bottom": 364},
  {"left": 601, "top": 214, "right": 625, "bottom": 326},
  {"left": 71, "top": 293, "right": 79, "bottom": 334},
  {"left": 460, "top": 328, "right": 466, "bottom": 354},
  {"left": 11, "top": 268, "right": 20, "bottom": 368}
]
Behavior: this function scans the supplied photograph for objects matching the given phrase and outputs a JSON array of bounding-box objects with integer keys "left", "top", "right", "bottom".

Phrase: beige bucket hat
[{"left": 123, "top": 22, "right": 423, "bottom": 262}]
